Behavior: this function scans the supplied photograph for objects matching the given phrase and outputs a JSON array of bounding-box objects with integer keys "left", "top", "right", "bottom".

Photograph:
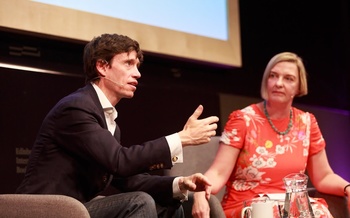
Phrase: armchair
[
  {"left": 0, "top": 194, "right": 90, "bottom": 218},
  {"left": 164, "top": 136, "right": 225, "bottom": 217}
]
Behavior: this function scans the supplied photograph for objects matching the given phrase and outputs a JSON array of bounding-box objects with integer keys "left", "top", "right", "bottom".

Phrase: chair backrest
[
  {"left": 0, "top": 194, "right": 90, "bottom": 218},
  {"left": 164, "top": 136, "right": 225, "bottom": 200}
]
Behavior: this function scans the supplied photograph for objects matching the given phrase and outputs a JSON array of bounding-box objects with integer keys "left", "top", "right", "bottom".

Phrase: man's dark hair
[{"left": 83, "top": 33, "right": 143, "bottom": 83}]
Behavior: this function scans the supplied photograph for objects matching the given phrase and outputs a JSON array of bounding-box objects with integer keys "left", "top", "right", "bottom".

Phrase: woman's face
[{"left": 266, "top": 61, "right": 299, "bottom": 104}]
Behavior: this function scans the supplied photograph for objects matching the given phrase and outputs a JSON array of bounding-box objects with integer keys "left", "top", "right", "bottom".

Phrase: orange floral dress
[{"left": 220, "top": 104, "right": 333, "bottom": 218}]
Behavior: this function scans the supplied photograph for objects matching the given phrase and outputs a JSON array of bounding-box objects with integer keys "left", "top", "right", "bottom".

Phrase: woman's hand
[{"left": 192, "top": 192, "right": 211, "bottom": 218}]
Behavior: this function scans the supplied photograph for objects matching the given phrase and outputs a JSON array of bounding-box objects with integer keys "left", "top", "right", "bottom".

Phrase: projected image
[
  {"left": 2, "top": 0, "right": 240, "bottom": 66},
  {"left": 32, "top": 0, "right": 228, "bottom": 40}
]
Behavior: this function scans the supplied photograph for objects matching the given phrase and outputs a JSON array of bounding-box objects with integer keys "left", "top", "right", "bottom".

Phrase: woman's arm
[
  {"left": 204, "top": 143, "right": 240, "bottom": 194},
  {"left": 307, "top": 149, "right": 349, "bottom": 196}
]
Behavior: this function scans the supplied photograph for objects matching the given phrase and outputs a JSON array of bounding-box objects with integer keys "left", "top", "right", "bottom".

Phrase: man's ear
[{"left": 96, "top": 60, "right": 107, "bottom": 77}]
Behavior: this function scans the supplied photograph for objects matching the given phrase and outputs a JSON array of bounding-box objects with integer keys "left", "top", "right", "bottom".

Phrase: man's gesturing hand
[
  {"left": 178, "top": 173, "right": 212, "bottom": 200},
  {"left": 178, "top": 105, "right": 219, "bottom": 146}
]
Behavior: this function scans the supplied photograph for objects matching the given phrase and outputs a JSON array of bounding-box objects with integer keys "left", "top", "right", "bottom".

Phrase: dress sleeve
[
  {"left": 220, "top": 110, "right": 247, "bottom": 149},
  {"left": 308, "top": 113, "right": 326, "bottom": 155}
]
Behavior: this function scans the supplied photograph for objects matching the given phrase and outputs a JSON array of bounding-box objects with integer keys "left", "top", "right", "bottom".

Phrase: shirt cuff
[
  {"left": 165, "top": 133, "right": 183, "bottom": 164},
  {"left": 172, "top": 177, "right": 188, "bottom": 202}
]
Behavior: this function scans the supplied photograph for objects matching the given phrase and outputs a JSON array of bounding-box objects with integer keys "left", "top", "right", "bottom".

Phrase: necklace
[{"left": 263, "top": 101, "right": 293, "bottom": 135}]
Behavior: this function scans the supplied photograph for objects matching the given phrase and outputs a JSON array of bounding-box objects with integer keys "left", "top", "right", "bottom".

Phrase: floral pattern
[{"left": 220, "top": 104, "right": 330, "bottom": 218}]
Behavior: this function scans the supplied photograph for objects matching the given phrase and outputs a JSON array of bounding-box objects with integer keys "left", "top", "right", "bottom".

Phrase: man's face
[{"left": 104, "top": 51, "right": 141, "bottom": 100}]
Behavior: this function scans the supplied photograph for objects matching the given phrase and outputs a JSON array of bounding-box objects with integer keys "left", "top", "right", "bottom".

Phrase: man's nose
[{"left": 133, "top": 67, "right": 141, "bottom": 78}]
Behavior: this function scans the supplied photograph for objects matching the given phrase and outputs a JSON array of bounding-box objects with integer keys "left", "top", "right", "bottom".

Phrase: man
[{"left": 16, "top": 33, "right": 219, "bottom": 218}]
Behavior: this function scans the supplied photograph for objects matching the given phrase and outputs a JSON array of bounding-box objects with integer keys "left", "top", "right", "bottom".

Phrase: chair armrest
[
  {"left": 308, "top": 188, "right": 349, "bottom": 218},
  {"left": 0, "top": 194, "right": 90, "bottom": 218}
]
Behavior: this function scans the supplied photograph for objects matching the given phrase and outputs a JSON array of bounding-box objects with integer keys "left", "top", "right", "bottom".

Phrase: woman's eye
[{"left": 285, "top": 77, "right": 293, "bottom": 81}]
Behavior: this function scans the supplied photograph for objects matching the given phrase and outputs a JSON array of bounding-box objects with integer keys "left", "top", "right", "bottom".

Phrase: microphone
[{"left": 103, "top": 77, "right": 125, "bottom": 87}]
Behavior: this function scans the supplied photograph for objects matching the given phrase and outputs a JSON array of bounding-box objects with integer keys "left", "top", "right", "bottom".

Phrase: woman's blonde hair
[{"left": 260, "top": 52, "right": 308, "bottom": 100}]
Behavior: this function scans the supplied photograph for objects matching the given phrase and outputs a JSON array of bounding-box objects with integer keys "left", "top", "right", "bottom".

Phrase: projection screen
[{"left": 0, "top": 0, "right": 241, "bottom": 67}]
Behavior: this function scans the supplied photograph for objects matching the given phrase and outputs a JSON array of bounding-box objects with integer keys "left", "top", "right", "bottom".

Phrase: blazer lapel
[{"left": 114, "top": 123, "right": 121, "bottom": 143}]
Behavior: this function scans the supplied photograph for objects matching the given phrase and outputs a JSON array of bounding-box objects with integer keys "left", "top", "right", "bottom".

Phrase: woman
[{"left": 192, "top": 52, "right": 350, "bottom": 218}]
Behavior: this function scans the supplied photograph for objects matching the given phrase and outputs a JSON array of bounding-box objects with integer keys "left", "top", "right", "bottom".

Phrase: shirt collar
[{"left": 91, "top": 82, "right": 118, "bottom": 120}]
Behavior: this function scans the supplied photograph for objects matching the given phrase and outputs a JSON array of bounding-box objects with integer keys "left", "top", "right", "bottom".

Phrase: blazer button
[{"left": 102, "top": 175, "right": 108, "bottom": 182}]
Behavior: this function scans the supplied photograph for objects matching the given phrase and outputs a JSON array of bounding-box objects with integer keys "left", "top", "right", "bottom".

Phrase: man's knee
[
  {"left": 122, "top": 191, "right": 158, "bottom": 217},
  {"left": 133, "top": 191, "right": 156, "bottom": 206}
]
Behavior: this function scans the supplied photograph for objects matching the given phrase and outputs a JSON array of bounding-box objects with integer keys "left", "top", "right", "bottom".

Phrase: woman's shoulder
[
  {"left": 227, "top": 103, "right": 261, "bottom": 119},
  {"left": 292, "top": 106, "right": 319, "bottom": 126}
]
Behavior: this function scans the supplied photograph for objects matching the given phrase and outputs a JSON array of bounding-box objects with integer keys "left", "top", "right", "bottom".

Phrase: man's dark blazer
[{"left": 16, "top": 84, "right": 177, "bottom": 205}]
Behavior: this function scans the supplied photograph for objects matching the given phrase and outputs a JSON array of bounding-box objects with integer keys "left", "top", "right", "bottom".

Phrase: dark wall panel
[
  {"left": 0, "top": 68, "right": 84, "bottom": 193},
  {"left": 0, "top": 68, "right": 221, "bottom": 194}
]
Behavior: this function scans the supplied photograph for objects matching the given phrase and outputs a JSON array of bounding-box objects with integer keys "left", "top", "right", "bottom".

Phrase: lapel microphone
[{"left": 103, "top": 76, "right": 125, "bottom": 87}]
